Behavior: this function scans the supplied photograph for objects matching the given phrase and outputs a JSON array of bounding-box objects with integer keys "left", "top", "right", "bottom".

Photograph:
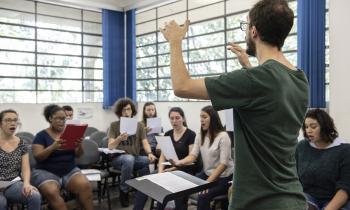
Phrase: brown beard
[{"left": 246, "top": 34, "right": 256, "bottom": 57}]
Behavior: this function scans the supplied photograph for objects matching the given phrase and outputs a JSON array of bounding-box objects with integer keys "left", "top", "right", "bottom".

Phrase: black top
[
  {"left": 165, "top": 128, "right": 197, "bottom": 174},
  {"left": 296, "top": 139, "right": 350, "bottom": 200}
]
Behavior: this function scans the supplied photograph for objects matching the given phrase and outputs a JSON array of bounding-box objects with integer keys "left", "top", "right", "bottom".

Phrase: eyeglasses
[
  {"left": 240, "top": 21, "right": 249, "bottom": 31},
  {"left": 122, "top": 107, "right": 132, "bottom": 112},
  {"left": 52, "top": 117, "right": 66, "bottom": 122},
  {"left": 2, "top": 118, "right": 19, "bottom": 124}
]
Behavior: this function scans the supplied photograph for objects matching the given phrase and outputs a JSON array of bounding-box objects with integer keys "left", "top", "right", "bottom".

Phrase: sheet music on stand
[{"left": 136, "top": 172, "right": 198, "bottom": 193}]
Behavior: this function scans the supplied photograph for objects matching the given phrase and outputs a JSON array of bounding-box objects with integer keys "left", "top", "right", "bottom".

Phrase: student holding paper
[
  {"left": 0, "top": 109, "right": 41, "bottom": 210},
  {"left": 108, "top": 98, "right": 156, "bottom": 207},
  {"left": 31, "top": 104, "right": 93, "bottom": 210},
  {"left": 141, "top": 102, "right": 161, "bottom": 155},
  {"left": 171, "top": 106, "right": 234, "bottom": 210},
  {"left": 156, "top": 107, "right": 197, "bottom": 210}
]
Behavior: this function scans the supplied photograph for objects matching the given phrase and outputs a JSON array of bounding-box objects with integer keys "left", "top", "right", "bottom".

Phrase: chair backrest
[
  {"left": 28, "top": 145, "right": 37, "bottom": 169},
  {"left": 101, "top": 136, "right": 109, "bottom": 148},
  {"left": 76, "top": 139, "right": 100, "bottom": 168},
  {"left": 16, "top": 131, "right": 35, "bottom": 143},
  {"left": 84, "top": 126, "right": 99, "bottom": 138},
  {"left": 89, "top": 131, "right": 107, "bottom": 147}
]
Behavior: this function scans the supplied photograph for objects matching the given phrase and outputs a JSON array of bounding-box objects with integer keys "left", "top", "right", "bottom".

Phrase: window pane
[
  {"left": 188, "top": 61, "right": 225, "bottom": 75},
  {"left": 0, "top": 24, "right": 35, "bottom": 39},
  {"left": 84, "top": 46, "right": 102, "bottom": 57},
  {"left": 227, "top": 30, "right": 246, "bottom": 44},
  {"left": 189, "top": 46, "right": 225, "bottom": 62},
  {"left": 189, "top": 0, "right": 222, "bottom": 9},
  {"left": 38, "top": 67, "right": 81, "bottom": 79},
  {"left": 158, "top": 0, "right": 186, "bottom": 17},
  {"left": 158, "top": 90, "right": 184, "bottom": 101},
  {"left": 158, "top": 79, "right": 172, "bottom": 89},
  {"left": 137, "top": 90, "right": 157, "bottom": 102},
  {"left": 158, "top": 66, "right": 170, "bottom": 78},
  {"left": 0, "top": 38, "right": 35, "bottom": 51},
  {"left": 0, "top": 64, "right": 35, "bottom": 77},
  {"left": 136, "top": 68, "right": 157, "bottom": 79},
  {"left": 37, "top": 15, "right": 81, "bottom": 32},
  {"left": 188, "top": 18, "right": 224, "bottom": 36},
  {"left": 83, "top": 11, "right": 102, "bottom": 23},
  {"left": 285, "top": 52, "right": 297, "bottom": 67},
  {"left": 37, "top": 41, "right": 81, "bottom": 56},
  {"left": 158, "top": 13, "right": 186, "bottom": 29},
  {"left": 136, "top": 9, "right": 156, "bottom": 24},
  {"left": 0, "top": 0, "right": 34, "bottom": 13},
  {"left": 84, "top": 91, "right": 102, "bottom": 102},
  {"left": 38, "top": 79, "right": 81, "bottom": 90},
  {"left": 227, "top": 13, "right": 247, "bottom": 29},
  {"left": 37, "top": 29, "right": 81, "bottom": 44},
  {"left": 188, "top": 32, "right": 225, "bottom": 49},
  {"left": 137, "top": 33, "right": 157, "bottom": 47},
  {"left": 0, "top": 91, "right": 36, "bottom": 103},
  {"left": 0, "top": 51, "right": 35, "bottom": 64},
  {"left": 282, "top": 35, "right": 297, "bottom": 51},
  {"left": 83, "top": 22, "right": 102, "bottom": 34},
  {"left": 38, "top": 54, "right": 81, "bottom": 67},
  {"left": 137, "top": 56, "right": 156, "bottom": 68},
  {"left": 227, "top": 59, "right": 242, "bottom": 72},
  {"left": 84, "top": 34, "right": 102, "bottom": 46},
  {"left": 188, "top": 2, "right": 224, "bottom": 22},
  {"left": 38, "top": 91, "right": 82, "bottom": 103},
  {"left": 37, "top": 3, "right": 81, "bottom": 19},
  {"left": 137, "top": 45, "right": 156, "bottom": 57},
  {"left": 84, "top": 80, "right": 102, "bottom": 91},
  {"left": 136, "top": 21, "right": 156, "bottom": 35},
  {"left": 84, "top": 69, "right": 103, "bottom": 80},
  {"left": 84, "top": 58, "right": 103, "bottom": 68},
  {"left": 0, "top": 78, "right": 35, "bottom": 90},
  {"left": 137, "top": 79, "right": 157, "bottom": 91},
  {"left": 0, "top": 9, "right": 35, "bottom": 26}
]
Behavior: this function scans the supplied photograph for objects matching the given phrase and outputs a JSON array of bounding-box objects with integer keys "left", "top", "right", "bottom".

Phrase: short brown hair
[
  {"left": 113, "top": 97, "right": 137, "bottom": 118},
  {"left": 249, "top": 0, "right": 294, "bottom": 50}
]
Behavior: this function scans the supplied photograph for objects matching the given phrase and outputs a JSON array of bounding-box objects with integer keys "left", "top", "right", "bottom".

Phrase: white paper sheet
[
  {"left": 65, "top": 119, "right": 81, "bottom": 125},
  {"left": 120, "top": 117, "right": 138, "bottom": 135},
  {"left": 145, "top": 172, "right": 198, "bottom": 193},
  {"left": 146, "top": 117, "right": 162, "bottom": 134},
  {"left": 224, "top": 109, "right": 234, "bottom": 131},
  {"left": 98, "top": 148, "right": 125, "bottom": 154},
  {"left": 155, "top": 136, "right": 179, "bottom": 161}
]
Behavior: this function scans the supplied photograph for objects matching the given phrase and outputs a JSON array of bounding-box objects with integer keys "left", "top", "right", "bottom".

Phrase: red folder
[{"left": 60, "top": 124, "right": 88, "bottom": 150}]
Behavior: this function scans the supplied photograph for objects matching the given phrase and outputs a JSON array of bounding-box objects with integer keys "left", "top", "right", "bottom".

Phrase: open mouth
[{"left": 9, "top": 127, "right": 16, "bottom": 131}]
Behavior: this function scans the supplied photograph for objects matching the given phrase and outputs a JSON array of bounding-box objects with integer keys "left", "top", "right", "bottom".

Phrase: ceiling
[{"left": 36, "top": 0, "right": 174, "bottom": 11}]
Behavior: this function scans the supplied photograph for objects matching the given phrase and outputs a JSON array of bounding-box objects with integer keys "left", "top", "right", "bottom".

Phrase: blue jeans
[
  {"left": 305, "top": 192, "right": 350, "bottom": 210},
  {"left": 31, "top": 167, "right": 81, "bottom": 189},
  {"left": 0, "top": 181, "right": 41, "bottom": 210},
  {"left": 111, "top": 154, "right": 149, "bottom": 193},
  {"left": 196, "top": 172, "right": 232, "bottom": 210}
]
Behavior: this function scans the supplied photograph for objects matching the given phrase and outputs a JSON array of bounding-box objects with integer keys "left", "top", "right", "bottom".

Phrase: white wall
[{"left": 329, "top": 0, "right": 350, "bottom": 140}]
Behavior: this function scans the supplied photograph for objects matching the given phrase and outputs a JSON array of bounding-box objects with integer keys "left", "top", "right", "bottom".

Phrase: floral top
[{"left": 0, "top": 139, "right": 27, "bottom": 181}]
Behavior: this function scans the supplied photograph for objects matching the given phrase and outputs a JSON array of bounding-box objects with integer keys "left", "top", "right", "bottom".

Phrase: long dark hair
[
  {"left": 302, "top": 108, "right": 338, "bottom": 143},
  {"left": 142, "top": 102, "right": 157, "bottom": 124},
  {"left": 168, "top": 107, "right": 187, "bottom": 127},
  {"left": 200, "top": 106, "right": 224, "bottom": 147}
]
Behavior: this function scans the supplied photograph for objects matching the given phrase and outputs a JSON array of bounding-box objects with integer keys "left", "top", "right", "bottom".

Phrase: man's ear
[{"left": 251, "top": 26, "right": 258, "bottom": 39}]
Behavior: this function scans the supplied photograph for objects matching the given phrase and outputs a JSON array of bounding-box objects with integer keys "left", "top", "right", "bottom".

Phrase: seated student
[
  {"left": 141, "top": 102, "right": 161, "bottom": 156},
  {"left": 0, "top": 109, "right": 41, "bottom": 210},
  {"left": 62, "top": 105, "right": 74, "bottom": 120},
  {"left": 31, "top": 104, "right": 93, "bottom": 210},
  {"left": 108, "top": 97, "right": 156, "bottom": 207},
  {"left": 171, "top": 105, "right": 234, "bottom": 210},
  {"left": 157, "top": 107, "right": 197, "bottom": 210},
  {"left": 296, "top": 109, "right": 350, "bottom": 210}
]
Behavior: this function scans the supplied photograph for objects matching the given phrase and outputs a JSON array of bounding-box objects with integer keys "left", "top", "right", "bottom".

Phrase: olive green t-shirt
[
  {"left": 205, "top": 59, "right": 309, "bottom": 210},
  {"left": 108, "top": 121, "right": 146, "bottom": 155}
]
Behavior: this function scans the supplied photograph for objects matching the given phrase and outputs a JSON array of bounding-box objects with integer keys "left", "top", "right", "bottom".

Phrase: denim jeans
[
  {"left": 111, "top": 154, "right": 149, "bottom": 193},
  {"left": 0, "top": 181, "right": 41, "bottom": 210},
  {"left": 196, "top": 172, "right": 232, "bottom": 210},
  {"left": 305, "top": 192, "right": 350, "bottom": 210}
]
